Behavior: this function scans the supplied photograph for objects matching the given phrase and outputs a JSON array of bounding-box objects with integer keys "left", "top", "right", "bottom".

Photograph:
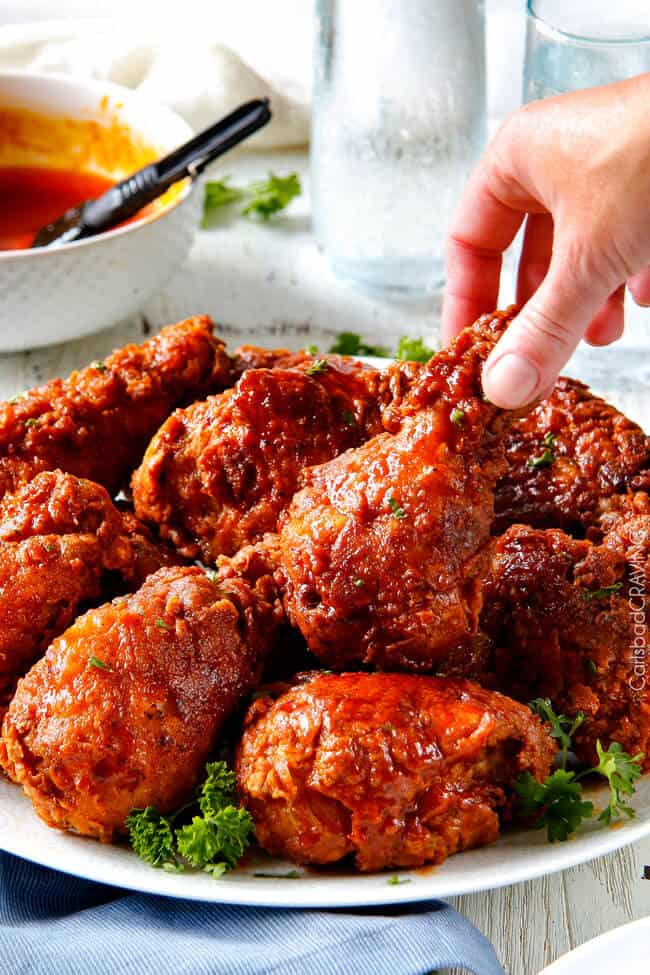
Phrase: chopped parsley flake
[
  {"left": 305, "top": 359, "right": 329, "bottom": 376},
  {"left": 527, "top": 448, "right": 554, "bottom": 469},
  {"left": 450, "top": 407, "right": 465, "bottom": 427},
  {"left": 388, "top": 497, "right": 407, "bottom": 520},
  {"left": 583, "top": 582, "right": 623, "bottom": 601},
  {"left": 88, "top": 656, "right": 112, "bottom": 672}
]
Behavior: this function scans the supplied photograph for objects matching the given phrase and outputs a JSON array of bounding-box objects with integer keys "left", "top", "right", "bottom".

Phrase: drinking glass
[
  {"left": 523, "top": 0, "right": 650, "bottom": 389},
  {"left": 311, "top": 0, "right": 486, "bottom": 300},
  {"left": 524, "top": 0, "right": 650, "bottom": 101}
]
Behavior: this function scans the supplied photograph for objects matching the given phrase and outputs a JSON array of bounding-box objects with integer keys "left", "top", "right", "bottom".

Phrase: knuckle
[
  {"left": 485, "top": 113, "right": 535, "bottom": 203},
  {"left": 518, "top": 304, "right": 576, "bottom": 355},
  {"left": 559, "top": 227, "right": 633, "bottom": 289}
]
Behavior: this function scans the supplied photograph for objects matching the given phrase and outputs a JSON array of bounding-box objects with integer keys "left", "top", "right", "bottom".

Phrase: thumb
[{"left": 482, "top": 245, "right": 611, "bottom": 409}]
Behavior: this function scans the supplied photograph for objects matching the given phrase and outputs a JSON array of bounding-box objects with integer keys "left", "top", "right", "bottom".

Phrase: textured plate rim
[{"left": 2, "top": 777, "right": 650, "bottom": 907}]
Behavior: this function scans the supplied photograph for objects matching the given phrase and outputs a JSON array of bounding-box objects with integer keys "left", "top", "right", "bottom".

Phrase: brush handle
[{"left": 80, "top": 98, "right": 271, "bottom": 233}]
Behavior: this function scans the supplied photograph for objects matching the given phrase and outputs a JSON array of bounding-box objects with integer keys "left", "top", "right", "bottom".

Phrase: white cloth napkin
[{"left": 0, "top": 19, "right": 310, "bottom": 148}]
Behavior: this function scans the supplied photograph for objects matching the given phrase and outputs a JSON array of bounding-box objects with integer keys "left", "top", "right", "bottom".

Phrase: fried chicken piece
[
  {"left": 0, "top": 471, "right": 179, "bottom": 710},
  {"left": 233, "top": 344, "right": 426, "bottom": 423},
  {"left": 495, "top": 377, "right": 650, "bottom": 534},
  {"left": 132, "top": 358, "right": 387, "bottom": 561},
  {"left": 278, "top": 309, "right": 517, "bottom": 672},
  {"left": 236, "top": 672, "right": 556, "bottom": 872},
  {"left": 0, "top": 316, "right": 232, "bottom": 500},
  {"left": 481, "top": 520, "right": 650, "bottom": 769},
  {"left": 0, "top": 563, "right": 284, "bottom": 841}
]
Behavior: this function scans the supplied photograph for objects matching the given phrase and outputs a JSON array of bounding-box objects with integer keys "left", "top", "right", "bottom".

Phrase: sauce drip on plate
[{"left": 0, "top": 166, "right": 118, "bottom": 250}]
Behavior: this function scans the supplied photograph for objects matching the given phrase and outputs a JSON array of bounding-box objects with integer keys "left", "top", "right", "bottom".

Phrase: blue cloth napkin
[{"left": 0, "top": 852, "right": 504, "bottom": 975}]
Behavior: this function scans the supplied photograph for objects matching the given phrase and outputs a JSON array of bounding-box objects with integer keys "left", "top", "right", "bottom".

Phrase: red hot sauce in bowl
[{"left": 0, "top": 166, "right": 117, "bottom": 250}]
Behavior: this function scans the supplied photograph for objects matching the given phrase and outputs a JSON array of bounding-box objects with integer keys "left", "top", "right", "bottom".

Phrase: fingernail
[{"left": 483, "top": 353, "right": 540, "bottom": 409}]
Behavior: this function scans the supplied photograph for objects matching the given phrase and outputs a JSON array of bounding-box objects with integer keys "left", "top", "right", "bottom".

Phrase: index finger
[{"left": 441, "top": 164, "right": 528, "bottom": 344}]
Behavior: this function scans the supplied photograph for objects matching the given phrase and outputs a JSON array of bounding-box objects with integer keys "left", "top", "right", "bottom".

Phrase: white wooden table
[{"left": 1, "top": 153, "right": 649, "bottom": 975}]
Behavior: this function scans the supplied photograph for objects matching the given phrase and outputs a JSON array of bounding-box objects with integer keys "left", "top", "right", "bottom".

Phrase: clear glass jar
[{"left": 311, "top": 0, "right": 486, "bottom": 300}]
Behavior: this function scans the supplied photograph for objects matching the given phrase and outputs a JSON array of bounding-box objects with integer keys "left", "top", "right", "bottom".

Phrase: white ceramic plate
[
  {"left": 540, "top": 916, "right": 650, "bottom": 974},
  {"left": 2, "top": 352, "right": 649, "bottom": 905},
  {"left": 2, "top": 775, "right": 650, "bottom": 907}
]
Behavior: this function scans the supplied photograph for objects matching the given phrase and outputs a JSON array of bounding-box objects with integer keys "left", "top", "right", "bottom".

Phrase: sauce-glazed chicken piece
[
  {"left": 132, "top": 357, "right": 387, "bottom": 561},
  {"left": 278, "top": 309, "right": 517, "bottom": 672},
  {"left": 0, "top": 470, "right": 178, "bottom": 711},
  {"left": 0, "top": 316, "right": 232, "bottom": 500},
  {"left": 0, "top": 561, "right": 283, "bottom": 841},
  {"left": 495, "top": 377, "right": 649, "bottom": 535},
  {"left": 481, "top": 514, "right": 650, "bottom": 770},
  {"left": 236, "top": 672, "right": 556, "bottom": 872}
]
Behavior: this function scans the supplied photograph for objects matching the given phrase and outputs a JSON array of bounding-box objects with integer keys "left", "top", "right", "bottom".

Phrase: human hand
[{"left": 441, "top": 73, "right": 650, "bottom": 408}]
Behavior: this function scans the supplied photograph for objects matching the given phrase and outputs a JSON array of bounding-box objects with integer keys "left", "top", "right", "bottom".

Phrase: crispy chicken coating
[
  {"left": 132, "top": 358, "right": 386, "bottom": 561},
  {"left": 495, "top": 377, "right": 650, "bottom": 534},
  {"left": 590, "top": 489, "right": 650, "bottom": 544},
  {"left": 0, "top": 563, "right": 284, "bottom": 841},
  {"left": 278, "top": 309, "right": 517, "bottom": 672},
  {"left": 481, "top": 518, "right": 650, "bottom": 769},
  {"left": 232, "top": 344, "right": 424, "bottom": 421},
  {"left": 0, "top": 470, "right": 178, "bottom": 710},
  {"left": 0, "top": 316, "right": 231, "bottom": 500},
  {"left": 236, "top": 672, "right": 556, "bottom": 872},
  {"left": 236, "top": 348, "right": 650, "bottom": 543},
  {"left": 232, "top": 345, "right": 316, "bottom": 376}
]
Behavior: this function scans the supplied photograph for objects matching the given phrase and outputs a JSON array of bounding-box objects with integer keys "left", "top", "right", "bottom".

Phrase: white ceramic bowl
[
  {"left": 0, "top": 72, "right": 198, "bottom": 351},
  {"left": 539, "top": 916, "right": 650, "bottom": 975}
]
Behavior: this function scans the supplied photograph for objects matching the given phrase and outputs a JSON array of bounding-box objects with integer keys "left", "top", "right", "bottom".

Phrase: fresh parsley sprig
[
  {"left": 514, "top": 769, "right": 594, "bottom": 843},
  {"left": 328, "top": 332, "right": 436, "bottom": 362},
  {"left": 127, "top": 807, "right": 179, "bottom": 871},
  {"left": 528, "top": 698, "right": 585, "bottom": 770},
  {"left": 126, "top": 761, "right": 252, "bottom": 878},
  {"left": 395, "top": 336, "right": 436, "bottom": 363},
  {"left": 329, "top": 332, "right": 391, "bottom": 357},
  {"left": 590, "top": 740, "right": 644, "bottom": 826},
  {"left": 243, "top": 173, "right": 301, "bottom": 220},
  {"left": 202, "top": 172, "right": 301, "bottom": 226},
  {"left": 515, "top": 700, "right": 644, "bottom": 842}
]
